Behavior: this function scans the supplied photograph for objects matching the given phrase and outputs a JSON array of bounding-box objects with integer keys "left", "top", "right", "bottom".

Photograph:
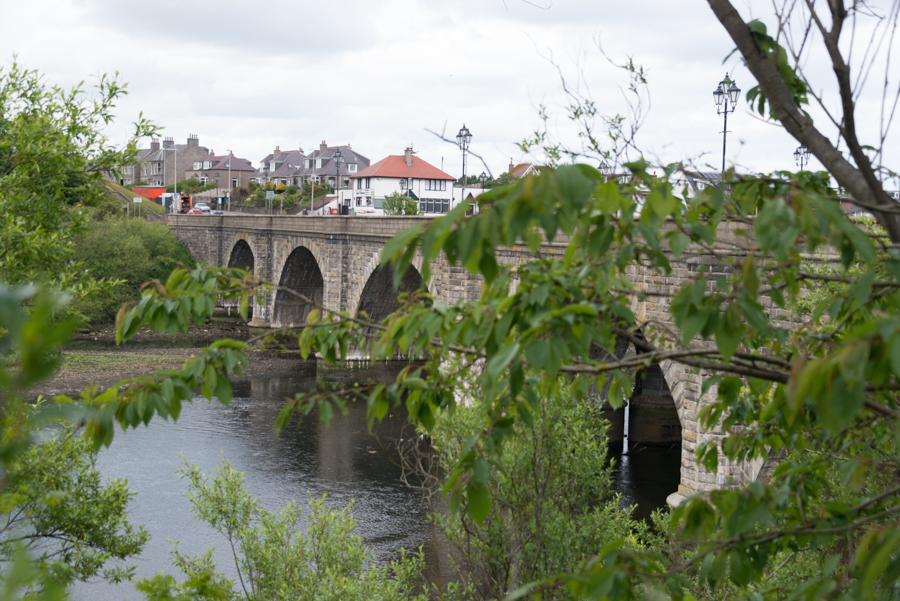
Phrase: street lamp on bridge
[
  {"left": 713, "top": 73, "right": 741, "bottom": 174},
  {"left": 794, "top": 145, "right": 810, "bottom": 171}
]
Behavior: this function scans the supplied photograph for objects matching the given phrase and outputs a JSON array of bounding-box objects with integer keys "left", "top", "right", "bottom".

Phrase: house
[
  {"left": 507, "top": 158, "right": 547, "bottom": 178},
  {"left": 290, "top": 141, "right": 370, "bottom": 190},
  {"left": 252, "top": 142, "right": 371, "bottom": 192},
  {"left": 345, "top": 148, "right": 457, "bottom": 215},
  {"left": 254, "top": 146, "right": 307, "bottom": 187},
  {"left": 125, "top": 135, "right": 210, "bottom": 188},
  {"left": 185, "top": 153, "right": 256, "bottom": 190}
]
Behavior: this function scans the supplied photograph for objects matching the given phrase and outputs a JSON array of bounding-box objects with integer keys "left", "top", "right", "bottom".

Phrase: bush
[
  {"left": 275, "top": 182, "right": 287, "bottom": 193},
  {"left": 285, "top": 184, "right": 299, "bottom": 195},
  {"left": 229, "top": 187, "right": 249, "bottom": 202},
  {"left": 247, "top": 180, "right": 259, "bottom": 193},
  {"left": 423, "top": 378, "right": 644, "bottom": 599},
  {"left": 136, "top": 459, "right": 427, "bottom": 601},
  {"left": 72, "top": 214, "right": 197, "bottom": 323},
  {"left": 382, "top": 192, "right": 420, "bottom": 215}
]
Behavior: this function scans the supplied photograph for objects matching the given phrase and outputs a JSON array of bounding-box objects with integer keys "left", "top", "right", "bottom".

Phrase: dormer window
[
  {"left": 305, "top": 159, "right": 310, "bottom": 169},
  {"left": 316, "top": 158, "right": 322, "bottom": 169},
  {"left": 193, "top": 161, "right": 201, "bottom": 170},
  {"left": 348, "top": 163, "right": 357, "bottom": 173},
  {"left": 203, "top": 161, "right": 211, "bottom": 169}
]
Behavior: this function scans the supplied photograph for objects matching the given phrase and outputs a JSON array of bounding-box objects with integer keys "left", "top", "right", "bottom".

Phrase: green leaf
[
  {"left": 466, "top": 481, "right": 490, "bottom": 523},
  {"left": 715, "top": 302, "right": 743, "bottom": 361}
]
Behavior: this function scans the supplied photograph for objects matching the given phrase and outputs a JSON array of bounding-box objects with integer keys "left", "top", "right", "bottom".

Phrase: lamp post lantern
[
  {"left": 333, "top": 148, "right": 344, "bottom": 214},
  {"left": 794, "top": 145, "right": 810, "bottom": 171},
  {"left": 713, "top": 73, "right": 741, "bottom": 174},
  {"left": 456, "top": 124, "right": 472, "bottom": 194}
]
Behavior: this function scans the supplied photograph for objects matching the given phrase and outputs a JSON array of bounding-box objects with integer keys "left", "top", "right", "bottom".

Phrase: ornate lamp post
[
  {"left": 713, "top": 73, "right": 741, "bottom": 173},
  {"left": 456, "top": 124, "right": 472, "bottom": 192},
  {"left": 214, "top": 172, "right": 220, "bottom": 209},
  {"left": 794, "top": 145, "right": 810, "bottom": 171},
  {"left": 479, "top": 171, "right": 487, "bottom": 191},
  {"left": 333, "top": 148, "right": 344, "bottom": 214}
]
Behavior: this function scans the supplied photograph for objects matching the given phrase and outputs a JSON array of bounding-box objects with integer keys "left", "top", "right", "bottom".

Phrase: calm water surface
[
  {"left": 72, "top": 366, "right": 680, "bottom": 600},
  {"left": 73, "top": 368, "right": 439, "bottom": 600}
]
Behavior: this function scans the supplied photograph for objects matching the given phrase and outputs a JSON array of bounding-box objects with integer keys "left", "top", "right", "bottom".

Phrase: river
[{"left": 71, "top": 363, "right": 679, "bottom": 600}]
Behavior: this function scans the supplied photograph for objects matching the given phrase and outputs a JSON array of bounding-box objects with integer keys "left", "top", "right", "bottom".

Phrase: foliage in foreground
[
  {"left": 116, "top": 161, "right": 900, "bottom": 599},
  {"left": 421, "top": 379, "right": 645, "bottom": 599},
  {"left": 0, "top": 413, "right": 149, "bottom": 588},
  {"left": 0, "top": 59, "right": 155, "bottom": 294},
  {"left": 136, "top": 459, "right": 427, "bottom": 601}
]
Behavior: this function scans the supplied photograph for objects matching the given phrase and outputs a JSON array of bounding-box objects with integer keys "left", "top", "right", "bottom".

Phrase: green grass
[
  {"left": 102, "top": 180, "right": 166, "bottom": 215},
  {"left": 60, "top": 350, "right": 188, "bottom": 373}
]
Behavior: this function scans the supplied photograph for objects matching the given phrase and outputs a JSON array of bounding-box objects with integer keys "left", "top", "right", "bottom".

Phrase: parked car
[
  {"left": 193, "top": 202, "right": 211, "bottom": 213},
  {"left": 186, "top": 207, "right": 205, "bottom": 215}
]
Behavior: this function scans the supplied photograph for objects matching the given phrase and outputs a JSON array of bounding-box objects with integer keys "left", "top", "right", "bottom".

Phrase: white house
[{"left": 343, "top": 148, "right": 457, "bottom": 215}]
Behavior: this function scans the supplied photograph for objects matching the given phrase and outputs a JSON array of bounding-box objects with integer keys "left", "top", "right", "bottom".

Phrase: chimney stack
[
  {"left": 150, "top": 138, "right": 160, "bottom": 152},
  {"left": 509, "top": 158, "right": 514, "bottom": 173},
  {"left": 320, "top": 141, "right": 327, "bottom": 152},
  {"left": 163, "top": 137, "right": 174, "bottom": 148},
  {"left": 275, "top": 145, "right": 280, "bottom": 154},
  {"left": 404, "top": 147, "right": 413, "bottom": 167},
  {"left": 186, "top": 134, "right": 199, "bottom": 148}
]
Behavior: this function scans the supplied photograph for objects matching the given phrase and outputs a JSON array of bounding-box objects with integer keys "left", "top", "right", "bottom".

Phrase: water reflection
[
  {"left": 73, "top": 370, "right": 434, "bottom": 601},
  {"left": 608, "top": 442, "right": 682, "bottom": 522}
]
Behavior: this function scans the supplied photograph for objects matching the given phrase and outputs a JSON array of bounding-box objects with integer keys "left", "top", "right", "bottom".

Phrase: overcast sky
[{"left": 3, "top": 0, "right": 898, "bottom": 181}]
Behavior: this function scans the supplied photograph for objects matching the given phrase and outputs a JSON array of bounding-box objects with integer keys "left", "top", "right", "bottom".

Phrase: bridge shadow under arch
[
  {"left": 273, "top": 247, "right": 324, "bottom": 326},
  {"left": 356, "top": 264, "right": 427, "bottom": 325},
  {"left": 228, "top": 239, "right": 255, "bottom": 272}
]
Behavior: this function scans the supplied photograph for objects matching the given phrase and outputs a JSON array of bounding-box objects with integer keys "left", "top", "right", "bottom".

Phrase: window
[
  {"left": 193, "top": 161, "right": 201, "bottom": 170},
  {"left": 348, "top": 163, "right": 357, "bottom": 173},
  {"left": 203, "top": 161, "right": 211, "bottom": 169},
  {"left": 316, "top": 159, "right": 322, "bottom": 169},
  {"left": 232, "top": 179, "right": 238, "bottom": 189},
  {"left": 200, "top": 177, "right": 209, "bottom": 185},
  {"left": 425, "top": 180, "right": 431, "bottom": 191},
  {"left": 305, "top": 159, "right": 310, "bottom": 169}
]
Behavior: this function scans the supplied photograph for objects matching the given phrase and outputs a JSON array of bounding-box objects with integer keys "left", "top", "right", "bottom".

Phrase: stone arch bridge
[{"left": 168, "top": 214, "right": 764, "bottom": 503}]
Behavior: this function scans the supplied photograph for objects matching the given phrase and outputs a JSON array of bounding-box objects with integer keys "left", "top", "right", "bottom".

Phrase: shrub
[
  {"left": 422, "top": 378, "right": 644, "bottom": 599},
  {"left": 285, "top": 184, "right": 299, "bottom": 195},
  {"left": 247, "top": 180, "right": 259, "bottom": 192},
  {"left": 136, "top": 459, "right": 427, "bottom": 601},
  {"left": 275, "top": 182, "right": 287, "bottom": 193},
  {"left": 72, "top": 214, "right": 197, "bottom": 323},
  {"left": 382, "top": 192, "right": 420, "bottom": 215}
]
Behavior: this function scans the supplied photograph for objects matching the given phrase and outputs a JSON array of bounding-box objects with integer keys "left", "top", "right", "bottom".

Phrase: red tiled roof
[{"left": 352, "top": 155, "right": 455, "bottom": 180}]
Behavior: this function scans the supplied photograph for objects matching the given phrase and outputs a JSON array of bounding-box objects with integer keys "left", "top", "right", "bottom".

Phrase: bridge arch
[
  {"left": 356, "top": 263, "right": 427, "bottom": 324},
  {"left": 227, "top": 239, "right": 255, "bottom": 272},
  {"left": 272, "top": 246, "right": 325, "bottom": 327}
]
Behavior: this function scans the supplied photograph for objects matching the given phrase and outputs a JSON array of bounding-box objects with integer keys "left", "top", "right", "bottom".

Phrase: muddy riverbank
[{"left": 32, "top": 318, "right": 315, "bottom": 399}]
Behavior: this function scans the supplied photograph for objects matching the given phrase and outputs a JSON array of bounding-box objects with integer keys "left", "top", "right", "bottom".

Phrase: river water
[{"left": 72, "top": 364, "right": 679, "bottom": 600}]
